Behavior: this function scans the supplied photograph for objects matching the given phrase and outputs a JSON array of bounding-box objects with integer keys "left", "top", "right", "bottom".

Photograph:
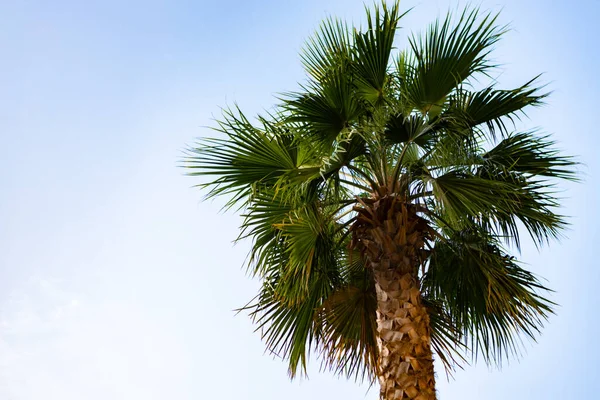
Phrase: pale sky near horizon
[{"left": 1, "top": 0, "right": 598, "bottom": 399}]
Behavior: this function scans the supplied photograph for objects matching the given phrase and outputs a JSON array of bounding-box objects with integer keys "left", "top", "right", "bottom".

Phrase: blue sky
[{"left": 0, "top": 0, "right": 598, "bottom": 398}]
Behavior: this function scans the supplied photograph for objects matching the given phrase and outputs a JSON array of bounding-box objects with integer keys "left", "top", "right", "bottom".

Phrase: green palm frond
[
  {"left": 284, "top": 71, "right": 364, "bottom": 145},
  {"left": 240, "top": 188, "right": 297, "bottom": 276},
  {"left": 384, "top": 112, "right": 432, "bottom": 146},
  {"left": 319, "top": 282, "right": 378, "bottom": 381},
  {"left": 422, "top": 296, "right": 467, "bottom": 374},
  {"left": 323, "top": 130, "right": 368, "bottom": 173},
  {"left": 427, "top": 169, "right": 568, "bottom": 248},
  {"left": 424, "top": 230, "right": 554, "bottom": 364},
  {"left": 352, "top": 2, "right": 405, "bottom": 105},
  {"left": 271, "top": 206, "right": 340, "bottom": 304},
  {"left": 316, "top": 247, "right": 378, "bottom": 381},
  {"left": 186, "top": 107, "right": 300, "bottom": 206},
  {"left": 403, "top": 8, "right": 505, "bottom": 114},
  {"left": 429, "top": 170, "right": 522, "bottom": 222},
  {"left": 248, "top": 269, "right": 336, "bottom": 377},
  {"left": 301, "top": 17, "right": 352, "bottom": 82},
  {"left": 481, "top": 131, "right": 578, "bottom": 179},
  {"left": 244, "top": 203, "right": 345, "bottom": 377},
  {"left": 443, "top": 78, "right": 547, "bottom": 137},
  {"left": 481, "top": 176, "right": 566, "bottom": 248}
]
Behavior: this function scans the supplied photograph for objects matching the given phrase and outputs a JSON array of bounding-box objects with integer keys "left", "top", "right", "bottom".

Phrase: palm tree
[{"left": 185, "top": 3, "right": 576, "bottom": 399}]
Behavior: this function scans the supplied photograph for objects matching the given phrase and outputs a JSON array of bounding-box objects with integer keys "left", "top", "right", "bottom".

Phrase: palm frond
[
  {"left": 422, "top": 296, "right": 467, "bottom": 375},
  {"left": 185, "top": 106, "right": 299, "bottom": 206},
  {"left": 240, "top": 187, "right": 295, "bottom": 275},
  {"left": 248, "top": 269, "right": 336, "bottom": 377},
  {"left": 353, "top": 1, "right": 405, "bottom": 105},
  {"left": 301, "top": 16, "right": 353, "bottom": 82},
  {"left": 443, "top": 77, "right": 547, "bottom": 138},
  {"left": 283, "top": 69, "right": 364, "bottom": 145},
  {"left": 482, "top": 131, "right": 578, "bottom": 179},
  {"left": 403, "top": 8, "right": 506, "bottom": 114},
  {"left": 428, "top": 170, "right": 521, "bottom": 224},
  {"left": 320, "top": 129, "right": 368, "bottom": 180},
  {"left": 244, "top": 203, "right": 345, "bottom": 377},
  {"left": 428, "top": 169, "right": 568, "bottom": 248},
  {"left": 424, "top": 230, "right": 554, "bottom": 364},
  {"left": 319, "top": 282, "right": 378, "bottom": 381},
  {"left": 479, "top": 176, "right": 567, "bottom": 248},
  {"left": 261, "top": 201, "right": 342, "bottom": 306},
  {"left": 384, "top": 112, "right": 432, "bottom": 146}
]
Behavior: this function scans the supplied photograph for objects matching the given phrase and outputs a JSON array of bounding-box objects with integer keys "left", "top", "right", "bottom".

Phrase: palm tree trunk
[
  {"left": 373, "top": 268, "right": 436, "bottom": 400},
  {"left": 351, "top": 198, "right": 436, "bottom": 399}
]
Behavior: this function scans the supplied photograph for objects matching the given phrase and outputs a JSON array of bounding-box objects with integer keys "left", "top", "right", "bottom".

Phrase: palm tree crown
[{"left": 185, "top": 1, "right": 576, "bottom": 395}]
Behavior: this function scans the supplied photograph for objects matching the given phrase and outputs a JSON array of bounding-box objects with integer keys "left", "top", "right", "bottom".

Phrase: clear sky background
[{"left": 1, "top": 0, "right": 598, "bottom": 399}]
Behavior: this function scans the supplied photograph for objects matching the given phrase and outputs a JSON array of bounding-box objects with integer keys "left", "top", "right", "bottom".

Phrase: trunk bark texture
[{"left": 351, "top": 196, "right": 437, "bottom": 400}]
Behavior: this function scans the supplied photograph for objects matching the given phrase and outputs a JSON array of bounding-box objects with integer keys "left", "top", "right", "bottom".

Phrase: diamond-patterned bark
[{"left": 351, "top": 196, "right": 436, "bottom": 400}]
